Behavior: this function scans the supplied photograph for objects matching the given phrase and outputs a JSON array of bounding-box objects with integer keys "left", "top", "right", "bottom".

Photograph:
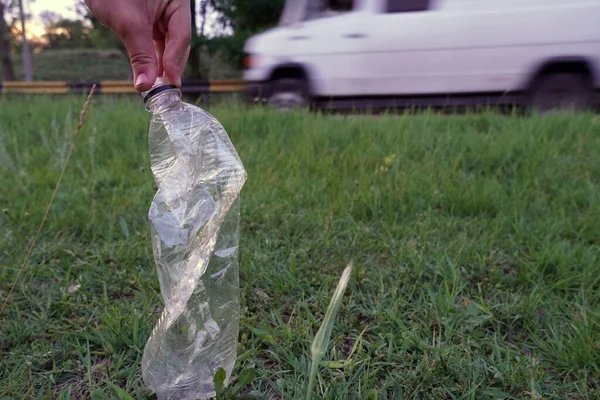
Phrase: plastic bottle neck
[
  {"left": 144, "top": 88, "right": 182, "bottom": 113},
  {"left": 141, "top": 77, "right": 181, "bottom": 113}
]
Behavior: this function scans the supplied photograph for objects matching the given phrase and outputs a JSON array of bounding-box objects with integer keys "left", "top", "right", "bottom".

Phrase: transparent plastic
[{"left": 140, "top": 79, "right": 247, "bottom": 400}]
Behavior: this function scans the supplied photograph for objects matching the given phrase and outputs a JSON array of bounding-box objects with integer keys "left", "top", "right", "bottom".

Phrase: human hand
[{"left": 85, "top": 0, "right": 191, "bottom": 91}]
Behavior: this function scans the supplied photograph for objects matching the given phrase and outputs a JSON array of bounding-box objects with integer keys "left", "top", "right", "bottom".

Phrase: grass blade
[{"left": 306, "top": 263, "right": 353, "bottom": 400}]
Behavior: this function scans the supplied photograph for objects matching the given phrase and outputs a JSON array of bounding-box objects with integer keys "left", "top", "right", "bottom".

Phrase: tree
[
  {"left": 74, "top": 1, "right": 130, "bottom": 77},
  {"left": 199, "top": 0, "right": 285, "bottom": 69},
  {"left": 0, "top": 0, "right": 34, "bottom": 81},
  {"left": 75, "top": 1, "right": 126, "bottom": 52},
  {"left": 39, "top": 10, "right": 60, "bottom": 30},
  {"left": 188, "top": 0, "right": 200, "bottom": 78},
  {"left": 17, "top": 0, "right": 32, "bottom": 80},
  {"left": 199, "top": 0, "right": 208, "bottom": 37},
  {"left": 40, "top": 11, "right": 92, "bottom": 50},
  {"left": 0, "top": 0, "right": 14, "bottom": 80},
  {"left": 209, "top": 0, "right": 285, "bottom": 34}
]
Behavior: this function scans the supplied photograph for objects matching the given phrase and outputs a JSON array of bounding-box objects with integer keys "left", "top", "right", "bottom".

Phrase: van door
[
  {"left": 360, "top": 0, "right": 455, "bottom": 96},
  {"left": 275, "top": 0, "right": 370, "bottom": 97},
  {"left": 445, "top": 1, "right": 530, "bottom": 95},
  {"left": 446, "top": 1, "right": 600, "bottom": 96}
]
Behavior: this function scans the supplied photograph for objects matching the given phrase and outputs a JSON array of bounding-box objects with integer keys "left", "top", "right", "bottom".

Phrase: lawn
[
  {"left": 12, "top": 49, "right": 132, "bottom": 82},
  {"left": 9, "top": 48, "right": 241, "bottom": 82},
  {"left": 0, "top": 96, "right": 599, "bottom": 399}
]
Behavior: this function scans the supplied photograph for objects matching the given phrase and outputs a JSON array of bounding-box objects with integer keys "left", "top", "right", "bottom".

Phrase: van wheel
[
  {"left": 267, "top": 78, "right": 308, "bottom": 110},
  {"left": 528, "top": 73, "right": 593, "bottom": 113}
]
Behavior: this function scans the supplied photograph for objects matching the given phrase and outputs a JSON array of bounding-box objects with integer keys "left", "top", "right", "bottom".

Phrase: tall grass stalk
[{"left": 306, "top": 263, "right": 353, "bottom": 400}]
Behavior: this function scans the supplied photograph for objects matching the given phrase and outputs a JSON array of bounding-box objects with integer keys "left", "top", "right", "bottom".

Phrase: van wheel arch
[
  {"left": 525, "top": 58, "right": 596, "bottom": 112},
  {"left": 266, "top": 64, "right": 312, "bottom": 109}
]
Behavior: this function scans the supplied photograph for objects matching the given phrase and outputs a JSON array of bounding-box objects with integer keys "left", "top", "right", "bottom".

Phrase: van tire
[
  {"left": 267, "top": 78, "right": 309, "bottom": 110},
  {"left": 528, "top": 73, "right": 593, "bottom": 113}
]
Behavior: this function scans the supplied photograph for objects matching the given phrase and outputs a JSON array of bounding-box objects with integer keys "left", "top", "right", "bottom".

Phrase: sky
[{"left": 28, "top": 0, "right": 79, "bottom": 37}]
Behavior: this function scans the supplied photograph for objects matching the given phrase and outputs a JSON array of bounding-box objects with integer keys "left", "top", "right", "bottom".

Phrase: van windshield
[{"left": 279, "top": 0, "right": 354, "bottom": 25}]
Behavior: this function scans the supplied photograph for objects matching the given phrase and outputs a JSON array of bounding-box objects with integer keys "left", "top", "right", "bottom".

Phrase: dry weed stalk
[{"left": 0, "top": 85, "right": 97, "bottom": 316}]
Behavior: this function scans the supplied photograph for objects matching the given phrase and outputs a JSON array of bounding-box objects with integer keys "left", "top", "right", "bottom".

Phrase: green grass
[
  {"left": 12, "top": 49, "right": 132, "bottom": 81},
  {"left": 0, "top": 96, "right": 599, "bottom": 399},
  {"left": 9, "top": 48, "right": 241, "bottom": 81}
]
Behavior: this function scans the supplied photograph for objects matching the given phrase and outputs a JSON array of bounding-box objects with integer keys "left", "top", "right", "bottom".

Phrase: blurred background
[
  {"left": 0, "top": 0, "right": 283, "bottom": 82},
  {"left": 0, "top": 0, "right": 598, "bottom": 112}
]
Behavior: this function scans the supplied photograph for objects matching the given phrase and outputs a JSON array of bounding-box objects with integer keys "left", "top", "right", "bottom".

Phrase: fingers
[
  {"left": 154, "top": 39, "right": 166, "bottom": 78},
  {"left": 85, "top": 0, "right": 190, "bottom": 91},
  {"left": 162, "top": 5, "right": 192, "bottom": 87},
  {"left": 119, "top": 19, "right": 159, "bottom": 92}
]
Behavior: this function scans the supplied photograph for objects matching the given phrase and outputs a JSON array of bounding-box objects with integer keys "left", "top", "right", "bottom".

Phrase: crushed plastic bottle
[{"left": 140, "top": 77, "right": 247, "bottom": 400}]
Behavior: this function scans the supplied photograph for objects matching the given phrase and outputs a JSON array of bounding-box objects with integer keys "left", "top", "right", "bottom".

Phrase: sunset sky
[{"left": 28, "top": 0, "right": 79, "bottom": 37}]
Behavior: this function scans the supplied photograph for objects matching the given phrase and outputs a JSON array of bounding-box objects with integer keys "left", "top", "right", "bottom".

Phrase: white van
[{"left": 242, "top": 0, "right": 600, "bottom": 111}]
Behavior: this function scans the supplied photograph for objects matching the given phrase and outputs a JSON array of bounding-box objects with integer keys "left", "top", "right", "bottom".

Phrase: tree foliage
[
  {"left": 0, "top": 0, "right": 32, "bottom": 49},
  {"left": 0, "top": 0, "right": 33, "bottom": 80},
  {"left": 1, "top": 0, "right": 25, "bottom": 34},
  {"left": 198, "top": 0, "right": 285, "bottom": 70},
  {"left": 0, "top": 0, "right": 14, "bottom": 79},
  {"left": 40, "top": 11, "right": 93, "bottom": 49},
  {"left": 186, "top": 0, "right": 285, "bottom": 78},
  {"left": 209, "top": 0, "right": 286, "bottom": 34},
  {"left": 74, "top": 1, "right": 126, "bottom": 54}
]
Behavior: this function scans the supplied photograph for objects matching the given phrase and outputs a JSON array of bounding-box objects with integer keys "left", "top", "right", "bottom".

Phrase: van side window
[
  {"left": 387, "top": 0, "right": 430, "bottom": 13},
  {"left": 306, "top": 0, "right": 354, "bottom": 20},
  {"left": 329, "top": 0, "right": 354, "bottom": 12}
]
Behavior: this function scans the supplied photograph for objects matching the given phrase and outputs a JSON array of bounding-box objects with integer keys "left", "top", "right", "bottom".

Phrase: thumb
[{"left": 119, "top": 24, "right": 159, "bottom": 92}]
